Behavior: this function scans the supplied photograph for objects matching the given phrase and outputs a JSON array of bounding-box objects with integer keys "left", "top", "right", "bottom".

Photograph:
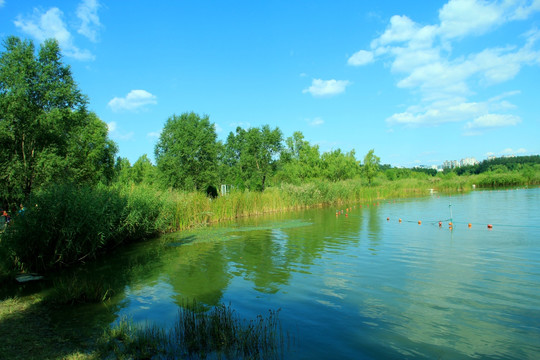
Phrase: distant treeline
[{"left": 454, "top": 155, "right": 540, "bottom": 175}]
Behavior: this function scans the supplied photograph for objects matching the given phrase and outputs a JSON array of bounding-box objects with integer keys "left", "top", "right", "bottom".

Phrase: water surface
[{"left": 31, "top": 188, "right": 540, "bottom": 358}]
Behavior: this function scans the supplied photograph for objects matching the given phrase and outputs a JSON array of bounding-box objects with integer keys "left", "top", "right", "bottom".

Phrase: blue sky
[{"left": 1, "top": 0, "right": 539, "bottom": 167}]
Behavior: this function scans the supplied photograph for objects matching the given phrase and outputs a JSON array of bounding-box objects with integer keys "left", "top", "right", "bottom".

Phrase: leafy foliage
[
  {"left": 155, "top": 112, "right": 218, "bottom": 191},
  {"left": 0, "top": 36, "right": 116, "bottom": 207},
  {"left": 220, "top": 125, "right": 283, "bottom": 191}
]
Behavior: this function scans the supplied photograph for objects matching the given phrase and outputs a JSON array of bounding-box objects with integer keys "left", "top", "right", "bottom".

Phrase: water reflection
[{"left": 34, "top": 188, "right": 540, "bottom": 359}]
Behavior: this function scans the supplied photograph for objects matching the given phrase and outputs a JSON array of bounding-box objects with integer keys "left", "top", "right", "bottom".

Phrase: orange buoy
[
  {"left": 449, "top": 222, "right": 453, "bottom": 226},
  {"left": 468, "top": 223, "right": 472, "bottom": 228},
  {"left": 487, "top": 224, "right": 493, "bottom": 229},
  {"left": 399, "top": 218, "right": 402, "bottom": 223},
  {"left": 418, "top": 220, "right": 422, "bottom": 225}
]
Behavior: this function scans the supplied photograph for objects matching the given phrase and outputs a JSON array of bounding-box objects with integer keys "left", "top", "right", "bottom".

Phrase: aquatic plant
[{"left": 98, "top": 302, "right": 287, "bottom": 359}]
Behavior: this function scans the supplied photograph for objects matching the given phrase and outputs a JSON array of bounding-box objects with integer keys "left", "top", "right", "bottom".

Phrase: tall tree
[
  {"left": 222, "top": 125, "right": 282, "bottom": 191},
  {"left": 155, "top": 112, "right": 218, "bottom": 191},
  {"left": 321, "top": 149, "right": 359, "bottom": 182},
  {"left": 131, "top": 154, "right": 156, "bottom": 185},
  {"left": 278, "top": 131, "right": 322, "bottom": 183},
  {"left": 0, "top": 36, "right": 115, "bottom": 204},
  {"left": 363, "top": 149, "right": 380, "bottom": 185}
]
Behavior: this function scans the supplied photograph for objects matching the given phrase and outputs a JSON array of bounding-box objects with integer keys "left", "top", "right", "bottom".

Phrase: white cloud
[
  {"left": 438, "top": 0, "right": 504, "bottom": 39},
  {"left": 303, "top": 79, "right": 351, "bottom": 97},
  {"left": 107, "top": 121, "right": 134, "bottom": 141},
  {"left": 107, "top": 121, "right": 117, "bottom": 132},
  {"left": 14, "top": 7, "right": 94, "bottom": 61},
  {"left": 213, "top": 123, "right": 223, "bottom": 133},
  {"left": 147, "top": 131, "right": 161, "bottom": 138},
  {"left": 108, "top": 90, "right": 157, "bottom": 112},
  {"left": 465, "top": 114, "right": 521, "bottom": 130},
  {"left": 307, "top": 117, "right": 324, "bottom": 127},
  {"left": 0, "top": 0, "right": 5, "bottom": 8},
  {"left": 77, "top": 0, "right": 102, "bottom": 42},
  {"left": 350, "top": 0, "right": 540, "bottom": 130},
  {"left": 348, "top": 50, "right": 374, "bottom": 66}
]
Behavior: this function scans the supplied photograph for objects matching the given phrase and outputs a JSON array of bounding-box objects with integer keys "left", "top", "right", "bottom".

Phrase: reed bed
[{"left": 98, "top": 302, "right": 287, "bottom": 359}]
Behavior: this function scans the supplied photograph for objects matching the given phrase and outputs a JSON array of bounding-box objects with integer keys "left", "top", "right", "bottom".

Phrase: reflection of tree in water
[
  {"left": 279, "top": 207, "right": 364, "bottom": 267},
  {"left": 367, "top": 204, "right": 381, "bottom": 254},
  {"left": 164, "top": 240, "right": 232, "bottom": 307},
  {"left": 224, "top": 228, "right": 292, "bottom": 294}
]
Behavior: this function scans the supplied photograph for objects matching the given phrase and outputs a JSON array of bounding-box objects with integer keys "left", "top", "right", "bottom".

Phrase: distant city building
[
  {"left": 443, "top": 160, "right": 460, "bottom": 169},
  {"left": 487, "top": 155, "right": 497, "bottom": 161},
  {"left": 460, "top": 157, "right": 479, "bottom": 167}
]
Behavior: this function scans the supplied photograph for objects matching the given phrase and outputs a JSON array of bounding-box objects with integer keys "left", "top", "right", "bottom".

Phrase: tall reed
[{"left": 98, "top": 302, "right": 287, "bottom": 359}]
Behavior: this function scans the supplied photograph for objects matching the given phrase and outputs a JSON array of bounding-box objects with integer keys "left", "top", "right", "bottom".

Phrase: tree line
[
  {"left": 2, "top": 36, "right": 538, "bottom": 210},
  {"left": 0, "top": 36, "right": 381, "bottom": 208}
]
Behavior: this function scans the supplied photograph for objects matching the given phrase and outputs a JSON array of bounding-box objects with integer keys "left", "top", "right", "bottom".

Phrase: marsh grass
[
  {"left": 98, "top": 302, "right": 287, "bottom": 359},
  {"left": 45, "top": 274, "right": 115, "bottom": 305}
]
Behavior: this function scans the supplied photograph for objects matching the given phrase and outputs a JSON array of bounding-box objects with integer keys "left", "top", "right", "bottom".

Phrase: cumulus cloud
[
  {"left": 14, "top": 7, "right": 94, "bottom": 61},
  {"left": 147, "top": 131, "right": 161, "bottom": 138},
  {"left": 303, "top": 79, "right": 351, "bottom": 97},
  {"left": 465, "top": 114, "right": 521, "bottom": 130},
  {"left": 77, "top": 0, "right": 102, "bottom": 42},
  {"left": 307, "top": 117, "right": 324, "bottom": 126},
  {"left": 108, "top": 90, "right": 157, "bottom": 112},
  {"left": 348, "top": 50, "right": 374, "bottom": 66},
  {"left": 349, "top": 0, "right": 540, "bottom": 130}
]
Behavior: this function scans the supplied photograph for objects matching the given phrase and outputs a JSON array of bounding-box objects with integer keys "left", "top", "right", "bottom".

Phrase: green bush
[{"left": 1, "top": 183, "right": 167, "bottom": 273}]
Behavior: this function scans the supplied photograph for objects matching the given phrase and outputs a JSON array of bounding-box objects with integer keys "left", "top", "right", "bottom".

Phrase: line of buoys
[{"left": 390, "top": 217, "right": 494, "bottom": 230}]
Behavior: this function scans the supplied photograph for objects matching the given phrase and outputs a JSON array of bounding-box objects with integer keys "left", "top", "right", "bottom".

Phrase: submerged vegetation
[{"left": 98, "top": 302, "right": 286, "bottom": 359}]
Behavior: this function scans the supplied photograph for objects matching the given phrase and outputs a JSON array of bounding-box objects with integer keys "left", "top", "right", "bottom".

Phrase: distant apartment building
[
  {"left": 460, "top": 157, "right": 479, "bottom": 167},
  {"left": 442, "top": 157, "right": 478, "bottom": 169},
  {"left": 442, "top": 160, "right": 460, "bottom": 169}
]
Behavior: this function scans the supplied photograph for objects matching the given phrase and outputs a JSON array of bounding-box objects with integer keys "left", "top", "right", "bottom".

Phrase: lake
[{"left": 28, "top": 188, "right": 540, "bottom": 358}]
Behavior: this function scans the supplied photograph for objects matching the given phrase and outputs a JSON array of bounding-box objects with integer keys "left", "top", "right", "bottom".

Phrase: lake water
[{"left": 30, "top": 188, "right": 540, "bottom": 358}]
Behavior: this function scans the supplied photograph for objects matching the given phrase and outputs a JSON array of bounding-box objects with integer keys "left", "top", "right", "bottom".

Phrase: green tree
[
  {"left": 132, "top": 154, "right": 156, "bottom": 185},
  {"left": 321, "top": 149, "right": 359, "bottom": 182},
  {"left": 363, "top": 149, "right": 380, "bottom": 185},
  {"left": 155, "top": 112, "right": 218, "bottom": 191},
  {"left": 66, "top": 112, "right": 117, "bottom": 184},
  {"left": 0, "top": 36, "right": 115, "bottom": 205},
  {"left": 278, "top": 131, "right": 322, "bottom": 184},
  {"left": 221, "top": 125, "right": 282, "bottom": 191},
  {"left": 114, "top": 157, "right": 132, "bottom": 184}
]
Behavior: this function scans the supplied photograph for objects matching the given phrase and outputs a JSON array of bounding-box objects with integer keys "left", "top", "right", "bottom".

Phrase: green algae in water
[{"left": 164, "top": 219, "right": 313, "bottom": 247}]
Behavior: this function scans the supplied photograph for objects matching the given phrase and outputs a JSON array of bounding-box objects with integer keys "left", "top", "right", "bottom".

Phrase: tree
[
  {"left": 155, "top": 112, "right": 218, "bottom": 191},
  {"left": 0, "top": 36, "right": 116, "bottom": 205},
  {"left": 131, "top": 154, "right": 156, "bottom": 185},
  {"left": 363, "top": 149, "right": 380, "bottom": 185},
  {"left": 278, "top": 131, "right": 322, "bottom": 184},
  {"left": 114, "top": 157, "right": 132, "bottom": 184},
  {"left": 221, "top": 125, "right": 282, "bottom": 191},
  {"left": 321, "top": 149, "right": 359, "bottom": 182}
]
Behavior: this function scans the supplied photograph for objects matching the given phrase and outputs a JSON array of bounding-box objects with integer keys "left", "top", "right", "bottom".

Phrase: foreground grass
[{"left": 0, "top": 295, "right": 100, "bottom": 359}]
